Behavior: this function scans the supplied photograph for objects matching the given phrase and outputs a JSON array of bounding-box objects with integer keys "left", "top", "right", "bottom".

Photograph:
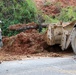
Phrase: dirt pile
[
  {"left": 2, "top": 29, "right": 47, "bottom": 55},
  {"left": 41, "top": 4, "right": 61, "bottom": 15}
]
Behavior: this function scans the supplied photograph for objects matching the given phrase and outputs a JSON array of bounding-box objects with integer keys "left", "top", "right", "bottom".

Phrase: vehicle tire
[{"left": 71, "top": 28, "right": 76, "bottom": 54}]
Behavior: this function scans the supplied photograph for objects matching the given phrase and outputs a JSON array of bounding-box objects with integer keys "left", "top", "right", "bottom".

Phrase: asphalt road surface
[{"left": 0, "top": 56, "right": 76, "bottom": 75}]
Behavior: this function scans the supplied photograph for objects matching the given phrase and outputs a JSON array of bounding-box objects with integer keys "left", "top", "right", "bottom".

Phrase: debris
[
  {"left": 51, "top": 53, "right": 61, "bottom": 57},
  {"left": 2, "top": 29, "right": 46, "bottom": 55},
  {"left": 8, "top": 22, "right": 37, "bottom": 31},
  {"left": 41, "top": 4, "right": 61, "bottom": 16},
  {"left": 0, "top": 0, "right": 75, "bottom": 61}
]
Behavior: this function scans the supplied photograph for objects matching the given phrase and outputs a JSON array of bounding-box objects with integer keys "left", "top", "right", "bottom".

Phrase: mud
[{"left": 2, "top": 29, "right": 48, "bottom": 55}]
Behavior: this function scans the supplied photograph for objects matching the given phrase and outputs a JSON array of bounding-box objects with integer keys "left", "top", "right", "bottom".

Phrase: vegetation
[
  {"left": 0, "top": 0, "right": 37, "bottom": 36},
  {"left": 43, "top": 6, "right": 76, "bottom": 23},
  {"left": 58, "top": 6, "right": 76, "bottom": 22}
]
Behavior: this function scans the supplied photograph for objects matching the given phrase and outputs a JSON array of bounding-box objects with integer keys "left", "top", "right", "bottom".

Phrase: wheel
[{"left": 71, "top": 28, "right": 76, "bottom": 54}]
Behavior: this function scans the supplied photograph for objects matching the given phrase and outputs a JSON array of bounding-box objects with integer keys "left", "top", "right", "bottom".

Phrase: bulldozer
[{"left": 45, "top": 20, "right": 76, "bottom": 54}]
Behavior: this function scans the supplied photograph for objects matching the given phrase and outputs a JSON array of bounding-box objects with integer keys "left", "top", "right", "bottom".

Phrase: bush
[
  {"left": 43, "top": 15, "right": 59, "bottom": 23},
  {"left": 43, "top": 6, "right": 76, "bottom": 24},
  {"left": 57, "top": 6, "right": 76, "bottom": 22},
  {"left": 0, "top": 0, "right": 37, "bottom": 36}
]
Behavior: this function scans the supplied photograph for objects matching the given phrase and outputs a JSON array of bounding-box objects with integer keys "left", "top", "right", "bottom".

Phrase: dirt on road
[{"left": 0, "top": 23, "right": 74, "bottom": 61}]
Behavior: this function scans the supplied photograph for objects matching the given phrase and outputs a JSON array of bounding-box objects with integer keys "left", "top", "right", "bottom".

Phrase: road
[{"left": 0, "top": 56, "right": 76, "bottom": 75}]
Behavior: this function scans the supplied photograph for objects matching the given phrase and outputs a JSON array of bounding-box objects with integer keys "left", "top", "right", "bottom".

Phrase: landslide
[
  {"left": 0, "top": 0, "right": 75, "bottom": 61},
  {"left": 2, "top": 29, "right": 46, "bottom": 55},
  {"left": 0, "top": 22, "right": 73, "bottom": 61}
]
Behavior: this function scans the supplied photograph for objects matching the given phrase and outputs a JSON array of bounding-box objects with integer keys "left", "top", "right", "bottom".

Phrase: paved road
[{"left": 0, "top": 56, "right": 76, "bottom": 75}]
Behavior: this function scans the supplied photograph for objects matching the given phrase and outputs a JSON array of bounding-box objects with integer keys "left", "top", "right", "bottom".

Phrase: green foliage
[
  {"left": 43, "top": 14, "right": 59, "bottom": 23},
  {"left": 43, "top": 6, "right": 76, "bottom": 24},
  {"left": 57, "top": 6, "right": 76, "bottom": 22},
  {"left": 0, "top": 0, "right": 37, "bottom": 36},
  {"left": 41, "top": 28, "right": 47, "bottom": 33}
]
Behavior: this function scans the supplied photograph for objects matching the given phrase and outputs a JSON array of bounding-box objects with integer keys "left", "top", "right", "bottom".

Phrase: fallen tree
[{"left": 8, "top": 22, "right": 48, "bottom": 31}]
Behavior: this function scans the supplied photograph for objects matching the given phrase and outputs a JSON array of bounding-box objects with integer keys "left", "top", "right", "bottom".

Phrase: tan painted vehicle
[{"left": 45, "top": 20, "right": 76, "bottom": 54}]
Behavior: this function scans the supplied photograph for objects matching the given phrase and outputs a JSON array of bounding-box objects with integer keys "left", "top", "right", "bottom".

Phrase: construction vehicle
[{"left": 45, "top": 20, "right": 76, "bottom": 54}]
